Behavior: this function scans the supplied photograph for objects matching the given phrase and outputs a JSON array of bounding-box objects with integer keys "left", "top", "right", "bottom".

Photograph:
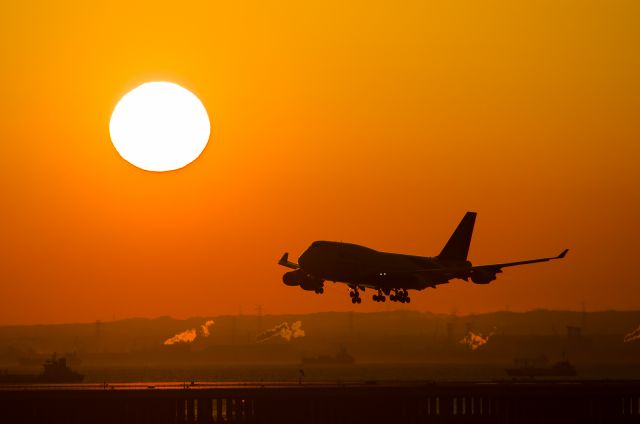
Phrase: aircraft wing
[
  {"left": 395, "top": 249, "right": 569, "bottom": 281},
  {"left": 473, "top": 249, "right": 568, "bottom": 271}
]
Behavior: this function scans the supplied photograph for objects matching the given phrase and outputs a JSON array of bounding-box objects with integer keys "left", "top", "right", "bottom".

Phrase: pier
[{"left": 1, "top": 380, "right": 639, "bottom": 423}]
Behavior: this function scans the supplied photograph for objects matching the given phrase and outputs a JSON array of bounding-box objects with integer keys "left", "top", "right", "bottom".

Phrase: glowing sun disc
[{"left": 109, "top": 82, "right": 210, "bottom": 172}]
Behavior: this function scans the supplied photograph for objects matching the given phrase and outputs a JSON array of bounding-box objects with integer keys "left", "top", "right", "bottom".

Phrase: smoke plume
[
  {"left": 623, "top": 325, "right": 640, "bottom": 343},
  {"left": 164, "top": 320, "right": 215, "bottom": 345},
  {"left": 256, "top": 320, "right": 305, "bottom": 342},
  {"left": 459, "top": 329, "right": 495, "bottom": 351},
  {"left": 200, "top": 320, "right": 214, "bottom": 337}
]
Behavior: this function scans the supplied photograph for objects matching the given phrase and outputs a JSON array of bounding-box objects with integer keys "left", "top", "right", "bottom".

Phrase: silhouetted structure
[
  {"left": 0, "top": 353, "right": 83, "bottom": 384},
  {"left": 40, "top": 354, "right": 83, "bottom": 383},
  {"left": 506, "top": 356, "right": 577, "bottom": 378},
  {"left": 1, "top": 380, "right": 639, "bottom": 423}
]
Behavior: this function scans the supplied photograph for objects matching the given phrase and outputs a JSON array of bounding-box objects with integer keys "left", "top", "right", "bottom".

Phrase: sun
[{"left": 109, "top": 82, "right": 210, "bottom": 172}]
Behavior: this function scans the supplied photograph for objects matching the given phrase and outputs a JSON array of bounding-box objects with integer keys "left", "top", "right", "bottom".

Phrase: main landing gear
[
  {"left": 349, "top": 287, "right": 410, "bottom": 304},
  {"left": 349, "top": 287, "right": 362, "bottom": 304},
  {"left": 373, "top": 289, "right": 386, "bottom": 302},
  {"left": 389, "top": 289, "right": 410, "bottom": 303}
]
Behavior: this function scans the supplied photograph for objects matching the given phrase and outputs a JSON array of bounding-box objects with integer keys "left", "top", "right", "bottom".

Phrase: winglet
[
  {"left": 278, "top": 252, "right": 299, "bottom": 269},
  {"left": 557, "top": 249, "right": 569, "bottom": 259}
]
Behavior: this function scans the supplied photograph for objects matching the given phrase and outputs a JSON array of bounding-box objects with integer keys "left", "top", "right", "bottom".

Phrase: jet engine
[
  {"left": 283, "top": 270, "right": 324, "bottom": 291},
  {"left": 469, "top": 268, "right": 498, "bottom": 284},
  {"left": 300, "top": 279, "right": 324, "bottom": 292},
  {"left": 283, "top": 269, "right": 307, "bottom": 286}
]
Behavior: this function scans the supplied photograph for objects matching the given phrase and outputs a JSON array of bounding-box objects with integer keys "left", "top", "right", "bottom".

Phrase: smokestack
[
  {"left": 95, "top": 320, "right": 102, "bottom": 352},
  {"left": 231, "top": 317, "right": 236, "bottom": 345}
]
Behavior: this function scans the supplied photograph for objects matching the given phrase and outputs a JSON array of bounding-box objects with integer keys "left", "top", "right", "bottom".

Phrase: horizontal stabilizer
[{"left": 278, "top": 252, "right": 299, "bottom": 269}]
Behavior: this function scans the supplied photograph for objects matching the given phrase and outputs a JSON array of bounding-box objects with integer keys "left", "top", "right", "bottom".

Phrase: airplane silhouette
[{"left": 278, "top": 212, "right": 568, "bottom": 304}]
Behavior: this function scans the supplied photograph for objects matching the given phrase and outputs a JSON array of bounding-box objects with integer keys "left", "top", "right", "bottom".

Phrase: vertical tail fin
[{"left": 438, "top": 212, "right": 476, "bottom": 261}]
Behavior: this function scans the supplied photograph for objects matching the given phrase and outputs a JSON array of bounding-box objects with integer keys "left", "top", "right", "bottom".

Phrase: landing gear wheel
[
  {"left": 406, "top": 297, "right": 411, "bottom": 303},
  {"left": 348, "top": 287, "right": 361, "bottom": 303}
]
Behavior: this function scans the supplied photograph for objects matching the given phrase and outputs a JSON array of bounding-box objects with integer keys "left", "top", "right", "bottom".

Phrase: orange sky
[{"left": 1, "top": 1, "right": 639, "bottom": 324}]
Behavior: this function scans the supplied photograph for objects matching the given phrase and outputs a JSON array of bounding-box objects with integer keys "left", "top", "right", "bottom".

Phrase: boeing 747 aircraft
[{"left": 278, "top": 212, "right": 568, "bottom": 304}]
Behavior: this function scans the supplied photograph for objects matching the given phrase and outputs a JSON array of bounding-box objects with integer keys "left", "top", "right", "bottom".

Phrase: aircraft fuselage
[{"left": 298, "top": 241, "right": 471, "bottom": 290}]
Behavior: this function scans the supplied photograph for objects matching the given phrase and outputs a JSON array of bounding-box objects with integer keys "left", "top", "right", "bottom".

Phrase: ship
[
  {"left": 0, "top": 353, "right": 84, "bottom": 384},
  {"left": 505, "top": 355, "right": 577, "bottom": 378},
  {"left": 301, "top": 347, "right": 355, "bottom": 365},
  {"left": 18, "top": 351, "right": 82, "bottom": 367}
]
